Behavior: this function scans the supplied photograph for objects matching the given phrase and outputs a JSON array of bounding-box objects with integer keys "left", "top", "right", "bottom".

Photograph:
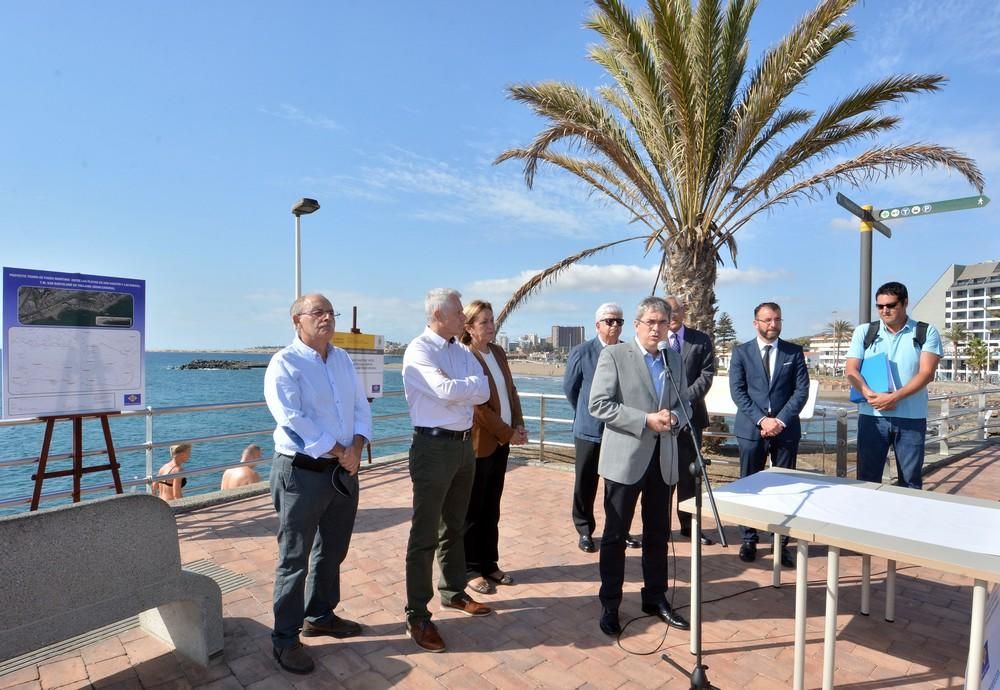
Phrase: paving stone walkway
[{"left": 2, "top": 440, "right": 997, "bottom": 689}]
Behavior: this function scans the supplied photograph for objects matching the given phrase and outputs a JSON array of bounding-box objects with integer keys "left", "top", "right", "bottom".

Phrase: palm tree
[
  {"left": 966, "top": 337, "right": 989, "bottom": 384},
  {"left": 943, "top": 323, "right": 968, "bottom": 381},
  {"left": 825, "top": 319, "right": 853, "bottom": 375},
  {"left": 494, "top": 0, "right": 983, "bottom": 332}
]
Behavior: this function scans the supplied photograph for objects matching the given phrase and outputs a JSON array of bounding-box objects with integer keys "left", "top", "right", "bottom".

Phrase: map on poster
[{"left": 2, "top": 267, "right": 146, "bottom": 419}]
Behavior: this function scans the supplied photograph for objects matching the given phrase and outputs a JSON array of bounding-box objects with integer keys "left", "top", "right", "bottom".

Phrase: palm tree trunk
[{"left": 663, "top": 236, "right": 719, "bottom": 335}]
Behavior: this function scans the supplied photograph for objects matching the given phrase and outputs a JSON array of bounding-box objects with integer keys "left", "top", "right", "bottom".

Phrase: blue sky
[{"left": 1, "top": 0, "right": 997, "bottom": 349}]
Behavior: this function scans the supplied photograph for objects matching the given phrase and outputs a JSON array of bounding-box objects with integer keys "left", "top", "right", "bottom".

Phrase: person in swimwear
[{"left": 154, "top": 443, "right": 191, "bottom": 500}]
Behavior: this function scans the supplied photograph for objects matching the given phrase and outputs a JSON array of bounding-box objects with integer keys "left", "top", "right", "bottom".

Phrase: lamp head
[{"left": 291, "top": 198, "right": 320, "bottom": 216}]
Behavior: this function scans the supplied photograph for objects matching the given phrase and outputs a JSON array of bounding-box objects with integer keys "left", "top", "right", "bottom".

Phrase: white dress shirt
[
  {"left": 402, "top": 327, "right": 490, "bottom": 430},
  {"left": 264, "top": 336, "right": 373, "bottom": 458}
]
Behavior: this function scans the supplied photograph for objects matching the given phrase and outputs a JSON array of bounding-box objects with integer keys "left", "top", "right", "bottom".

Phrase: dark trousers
[
  {"left": 673, "top": 426, "right": 703, "bottom": 534},
  {"left": 572, "top": 437, "right": 601, "bottom": 536},
  {"left": 599, "top": 446, "right": 671, "bottom": 610},
  {"left": 857, "top": 415, "right": 927, "bottom": 489},
  {"left": 465, "top": 443, "right": 510, "bottom": 578},
  {"left": 404, "top": 433, "right": 475, "bottom": 623},
  {"left": 270, "top": 453, "right": 359, "bottom": 648},
  {"left": 737, "top": 433, "right": 798, "bottom": 545}
]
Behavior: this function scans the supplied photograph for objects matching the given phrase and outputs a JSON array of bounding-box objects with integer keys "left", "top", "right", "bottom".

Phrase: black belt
[
  {"left": 413, "top": 426, "right": 472, "bottom": 441},
  {"left": 281, "top": 452, "right": 338, "bottom": 472}
]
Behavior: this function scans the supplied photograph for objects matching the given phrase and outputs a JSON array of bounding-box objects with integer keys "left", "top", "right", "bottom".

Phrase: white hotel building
[{"left": 911, "top": 260, "right": 1000, "bottom": 380}]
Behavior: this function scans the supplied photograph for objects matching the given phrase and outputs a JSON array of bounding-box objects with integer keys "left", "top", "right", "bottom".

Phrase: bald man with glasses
[{"left": 264, "top": 293, "right": 372, "bottom": 674}]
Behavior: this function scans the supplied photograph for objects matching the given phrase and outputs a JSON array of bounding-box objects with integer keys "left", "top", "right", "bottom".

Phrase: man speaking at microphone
[{"left": 589, "top": 296, "right": 691, "bottom": 636}]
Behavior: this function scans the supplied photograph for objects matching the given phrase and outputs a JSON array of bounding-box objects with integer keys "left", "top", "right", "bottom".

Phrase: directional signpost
[
  {"left": 876, "top": 194, "right": 990, "bottom": 221},
  {"left": 837, "top": 192, "right": 990, "bottom": 323}
]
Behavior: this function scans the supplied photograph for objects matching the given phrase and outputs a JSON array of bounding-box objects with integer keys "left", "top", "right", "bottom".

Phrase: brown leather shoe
[
  {"left": 273, "top": 642, "right": 315, "bottom": 674},
  {"left": 442, "top": 593, "right": 492, "bottom": 617},
  {"left": 406, "top": 618, "right": 446, "bottom": 653}
]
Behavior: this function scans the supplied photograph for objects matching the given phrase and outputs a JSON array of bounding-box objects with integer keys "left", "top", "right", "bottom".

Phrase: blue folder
[{"left": 850, "top": 352, "right": 895, "bottom": 403}]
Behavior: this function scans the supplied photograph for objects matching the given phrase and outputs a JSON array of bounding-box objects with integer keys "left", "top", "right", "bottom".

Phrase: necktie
[
  {"left": 671, "top": 334, "right": 681, "bottom": 353},
  {"left": 762, "top": 344, "right": 772, "bottom": 382}
]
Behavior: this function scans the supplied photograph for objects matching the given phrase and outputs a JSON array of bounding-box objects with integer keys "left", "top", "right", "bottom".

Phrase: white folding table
[{"left": 680, "top": 468, "right": 1000, "bottom": 690}]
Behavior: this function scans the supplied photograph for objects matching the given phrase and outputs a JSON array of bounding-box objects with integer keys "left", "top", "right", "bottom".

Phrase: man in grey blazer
[
  {"left": 563, "top": 303, "right": 641, "bottom": 553},
  {"left": 589, "top": 296, "right": 691, "bottom": 636}
]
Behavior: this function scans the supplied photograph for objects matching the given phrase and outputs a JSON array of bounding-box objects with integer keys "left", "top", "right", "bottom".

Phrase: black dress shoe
[
  {"left": 739, "top": 542, "right": 757, "bottom": 562},
  {"left": 599, "top": 607, "right": 621, "bottom": 636},
  {"left": 780, "top": 546, "right": 795, "bottom": 568},
  {"left": 302, "top": 613, "right": 362, "bottom": 638},
  {"left": 273, "top": 643, "right": 315, "bottom": 674},
  {"left": 578, "top": 534, "right": 597, "bottom": 553},
  {"left": 625, "top": 534, "right": 642, "bottom": 549},
  {"left": 641, "top": 601, "right": 690, "bottom": 630},
  {"left": 681, "top": 528, "right": 714, "bottom": 546}
]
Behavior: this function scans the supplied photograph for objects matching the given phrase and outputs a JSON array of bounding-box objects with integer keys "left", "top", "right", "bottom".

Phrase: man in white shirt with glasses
[{"left": 264, "top": 293, "right": 372, "bottom": 675}]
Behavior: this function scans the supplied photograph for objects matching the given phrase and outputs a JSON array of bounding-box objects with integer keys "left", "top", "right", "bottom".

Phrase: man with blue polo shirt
[{"left": 845, "top": 281, "right": 942, "bottom": 489}]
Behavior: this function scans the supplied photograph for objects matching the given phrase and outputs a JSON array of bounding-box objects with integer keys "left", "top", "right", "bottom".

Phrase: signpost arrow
[
  {"left": 836, "top": 190, "right": 989, "bottom": 323},
  {"left": 875, "top": 195, "right": 991, "bottom": 220}
]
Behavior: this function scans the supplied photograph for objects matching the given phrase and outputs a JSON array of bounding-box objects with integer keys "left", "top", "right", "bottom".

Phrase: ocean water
[
  {"left": 0, "top": 352, "right": 573, "bottom": 514},
  {"left": 0, "top": 351, "right": 850, "bottom": 515}
]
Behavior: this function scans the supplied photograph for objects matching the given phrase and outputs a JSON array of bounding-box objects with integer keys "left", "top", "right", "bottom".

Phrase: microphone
[{"left": 656, "top": 340, "right": 670, "bottom": 412}]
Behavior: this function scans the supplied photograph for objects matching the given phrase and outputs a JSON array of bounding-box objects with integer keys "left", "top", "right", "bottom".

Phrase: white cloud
[
  {"left": 318, "top": 149, "right": 633, "bottom": 240},
  {"left": 262, "top": 104, "right": 341, "bottom": 131},
  {"left": 468, "top": 262, "right": 784, "bottom": 297}
]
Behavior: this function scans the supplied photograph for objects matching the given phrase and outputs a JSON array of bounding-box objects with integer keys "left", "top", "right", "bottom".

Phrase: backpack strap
[
  {"left": 913, "top": 321, "right": 928, "bottom": 349},
  {"left": 862, "top": 321, "right": 880, "bottom": 351}
]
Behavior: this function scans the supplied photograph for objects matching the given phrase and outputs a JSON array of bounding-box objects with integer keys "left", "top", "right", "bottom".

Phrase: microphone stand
[{"left": 659, "top": 345, "right": 726, "bottom": 690}]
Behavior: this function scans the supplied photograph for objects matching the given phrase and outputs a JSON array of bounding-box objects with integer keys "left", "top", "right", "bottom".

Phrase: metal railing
[{"left": 2, "top": 387, "right": 996, "bottom": 512}]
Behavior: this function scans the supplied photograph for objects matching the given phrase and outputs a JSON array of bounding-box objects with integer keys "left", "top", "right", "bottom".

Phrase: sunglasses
[
  {"left": 600, "top": 318, "right": 625, "bottom": 327},
  {"left": 875, "top": 301, "right": 900, "bottom": 311}
]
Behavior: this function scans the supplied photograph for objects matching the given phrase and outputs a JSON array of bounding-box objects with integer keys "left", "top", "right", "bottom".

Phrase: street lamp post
[{"left": 291, "top": 198, "right": 320, "bottom": 299}]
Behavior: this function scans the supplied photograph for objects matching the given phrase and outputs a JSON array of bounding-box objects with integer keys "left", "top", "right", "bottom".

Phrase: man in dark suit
[
  {"left": 729, "top": 302, "right": 810, "bottom": 567},
  {"left": 589, "top": 296, "right": 691, "bottom": 636},
  {"left": 563, "top": 303, "right": 640, "bottom": 553},
  {"left": 664, "top": 296, "right": 715, "bottom": 546}
]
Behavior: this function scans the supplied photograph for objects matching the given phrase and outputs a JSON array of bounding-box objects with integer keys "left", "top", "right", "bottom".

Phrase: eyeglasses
[
  {"left": 755, "top": 317, "right": 782, "bottom": 324},
  {"left": 875, "top": 301, "right": 899, "bottom": 311},
  {"left": 600, "top": 318, "right": 624, "bottom": 327},
  {"left": 299, "top": 309, "right": 339, "bottom": 319},
  {"left": 637, "top": 319, "right": 669, "bottom": 329}
]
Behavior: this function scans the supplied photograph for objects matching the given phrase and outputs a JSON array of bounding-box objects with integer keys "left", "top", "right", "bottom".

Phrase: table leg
[
  {"left": 966, "top": 579, "right": 987, "bottom": 690},
  {"left": 885, "top": 559, "right": 896, "bottom": 622},
  {"left": 772, "top": 533, "right": 781, "bottom": 588},
  {"left": 861, "top": 554, "right": 870, "bottom": 615},
  {"left": 690, "top": 514, "right": 699, "bottom": 655},
  {"left": 822, "top": 546, "right": 840, "bottom": 690},
  {"left": 793, "top": 540, "right": 809, "bottom": 690}
]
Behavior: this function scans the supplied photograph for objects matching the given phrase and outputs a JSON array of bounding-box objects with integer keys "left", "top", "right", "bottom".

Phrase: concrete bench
[{"left": 0, "top": 494, "right": 223, "bottom": 665}]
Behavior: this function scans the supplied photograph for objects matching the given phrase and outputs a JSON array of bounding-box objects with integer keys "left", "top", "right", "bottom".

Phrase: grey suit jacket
[{"left": 588, "top": 340, "right": 689, "bottom": 486}]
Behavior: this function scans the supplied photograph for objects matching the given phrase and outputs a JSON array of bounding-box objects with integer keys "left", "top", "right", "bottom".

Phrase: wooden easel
[{"left": 30, "top": 412, "right": 124, "bottom": 511}]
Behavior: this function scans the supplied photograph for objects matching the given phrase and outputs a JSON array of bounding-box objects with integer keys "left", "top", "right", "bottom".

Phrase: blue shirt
[
  {"left": 264, "top": 336, "right": 373, "bottom": 458},
  {"left": 637, "top": 336, "right": 665, "bottom": 403},
  {"left": 846, "top": 317, "right": 942, "bottom": 419}
]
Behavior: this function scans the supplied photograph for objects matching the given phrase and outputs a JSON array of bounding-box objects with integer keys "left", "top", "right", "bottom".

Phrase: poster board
[
  {"left": 2, "top": 267, "right": 146, "bottom": 419},
  {"left": 331, "top": 332, "right": 384, "bottom": 398},
  {"left": 704, "top": 375, "right": 820, "bottom": 420}
]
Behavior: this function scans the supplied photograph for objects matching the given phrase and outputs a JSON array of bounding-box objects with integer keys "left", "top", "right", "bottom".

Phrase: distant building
[
  {"left": 551, "top": 325, "right": 585, "bottom": 352},
  {"left": 911, "top": 260, "right": 1000, "bottom": 380},
  {"left": 497, "top": 333, "right": 509, "bottom": 351},
  {"left": 809, "top": 333, "right": 851, "bottom": 374}
]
